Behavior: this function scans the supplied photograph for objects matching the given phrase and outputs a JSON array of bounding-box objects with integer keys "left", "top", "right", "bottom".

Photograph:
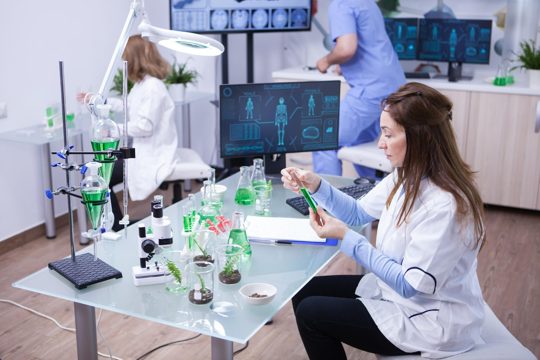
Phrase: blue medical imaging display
[
  {"left": 418, "top": 19, "right": 492, "bottom": 64},
  {"left": 384, "top": 18, "right": 418, "bottom": 60},
  {"left": 170, "top": 0, "right": 311, "bottom": 34},
  {"left": 220, "top": 81, "right": 340, "bottom": 158}
]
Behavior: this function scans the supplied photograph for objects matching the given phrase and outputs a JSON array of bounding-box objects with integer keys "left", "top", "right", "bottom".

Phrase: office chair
[
  {"left": 376, "top": 302, "right": 536, "bottom": 360},
  {"left": 160, "top": 148, "right": 212, "bottom": 203}
]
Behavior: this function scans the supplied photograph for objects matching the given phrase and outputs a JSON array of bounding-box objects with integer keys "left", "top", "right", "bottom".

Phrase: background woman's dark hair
[
  {"left": 122, "top": 35, "right": 170, "bottom": 82},
  {"left": 383, "top": 82, "right": 485, "bottom": 249}
]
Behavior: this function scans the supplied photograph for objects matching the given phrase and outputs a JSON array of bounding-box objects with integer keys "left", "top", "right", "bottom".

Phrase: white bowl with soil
[{"left": 239, "top": 283, "right": 277, "bottom": 305}]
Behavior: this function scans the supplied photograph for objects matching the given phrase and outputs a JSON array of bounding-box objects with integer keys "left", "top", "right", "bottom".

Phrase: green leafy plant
[
  {"left": 196, "top": 273, "right": 206, "bottom": 291},
  {"left": 166, "top": 260, "right": 182, "bottom": 284},
  {"left": 110, "top": 69, "right": 134, "bottom": 95},
  {"left": 191, "top": 234, "right": 208, "bottom": 257},
  {"left": 165, "top": 61, "right": 199, "bottom": 87},
  {"left": 514, "top": 40, "right": 540, "bottom": 70},
  {"left": 223, "top": 256, "right": 238, "bottom": 277}
]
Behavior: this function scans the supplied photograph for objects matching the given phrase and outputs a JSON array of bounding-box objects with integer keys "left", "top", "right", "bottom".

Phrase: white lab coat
[
  {"left": 357, "top": 172, "right": 484, "bottom": 358},
  {"left": 108, "top": 75, "right": 177, "bottom": 200}
]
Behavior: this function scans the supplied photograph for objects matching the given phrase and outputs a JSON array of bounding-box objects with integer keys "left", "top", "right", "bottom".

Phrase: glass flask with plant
[
  {"left": 217, "top": 244, "right": 243, "bottom": 285},
  {"left": 188, "top": 261, "right": 214, "bottom": 305}
]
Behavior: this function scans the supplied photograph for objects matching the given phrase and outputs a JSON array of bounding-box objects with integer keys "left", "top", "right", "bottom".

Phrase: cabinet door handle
[{"left": 536, "top": 101, "right": 540, "bottom": 133}]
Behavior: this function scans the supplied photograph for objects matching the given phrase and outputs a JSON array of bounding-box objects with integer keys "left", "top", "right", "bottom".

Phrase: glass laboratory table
[{"left": 13, "top": 173, "right": 357, "bottom": 360}]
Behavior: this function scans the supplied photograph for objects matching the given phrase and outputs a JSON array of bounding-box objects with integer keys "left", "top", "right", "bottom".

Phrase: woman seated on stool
[
  {"left": 78, "top": 35, "right": 177, "bottom": 231},
  {"left": 281, "top": 82, "right": 486, "bottom": 359}
]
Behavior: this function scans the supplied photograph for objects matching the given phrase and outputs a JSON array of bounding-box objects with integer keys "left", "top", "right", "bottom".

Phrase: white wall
[{"left": 0, "top": 0, "right": 529, "bottom": 241}]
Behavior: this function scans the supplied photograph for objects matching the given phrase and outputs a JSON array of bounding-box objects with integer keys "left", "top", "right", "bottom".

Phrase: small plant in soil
[
  {"left": 218, "top": 255, "right": 241, "bottom": 285},
  {"left": 191, "top": 234, "right": 214, "bottom": 263},
  {"left": 189, "top": 273, "right": 213, "bottom": 305}
]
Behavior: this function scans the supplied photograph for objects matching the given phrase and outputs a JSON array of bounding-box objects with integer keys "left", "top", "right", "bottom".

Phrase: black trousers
[
  {"left": 292, "top": 275, "right": 417, "bottom": 359},
  {"left": 109, "top": 159, "right": 124, "bottom": 232}
]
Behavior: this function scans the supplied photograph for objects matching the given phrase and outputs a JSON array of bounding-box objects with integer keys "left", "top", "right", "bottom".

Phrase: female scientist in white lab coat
[
  {"left": 79, "top": 35, "right": 177, "bottom": 230},
  {"left": 281, "top": 82, "right": 486, "bottom": 359}
]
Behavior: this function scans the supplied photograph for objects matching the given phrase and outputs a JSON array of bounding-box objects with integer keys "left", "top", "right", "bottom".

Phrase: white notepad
[{"left": 245, "top": 216, "right": 325, "bottom": 243}]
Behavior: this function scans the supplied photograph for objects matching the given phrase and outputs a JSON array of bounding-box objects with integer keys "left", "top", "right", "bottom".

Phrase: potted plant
[
  {"left": 217, "top": 244, "right": 243, "bottom": 285},
  {"left": 514, "top": 40, "right": 540, "bottom": 88},
  {"left": 165, "top": 60, "right": 199, "bottom": 101},
  {"left": 188, "top": 262, "right": 214, "bottom": 305},
  {"left": 110, "top": 69, "right": 134, "bottom": 95}
]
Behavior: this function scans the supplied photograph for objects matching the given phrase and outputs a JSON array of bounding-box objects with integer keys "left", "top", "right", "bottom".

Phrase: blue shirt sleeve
[
  {"left": 341, "top": 230, "right": 418, "bottom": 298},
  {"left": 312, "top": 179, "right": 375, "bottom": 226}
]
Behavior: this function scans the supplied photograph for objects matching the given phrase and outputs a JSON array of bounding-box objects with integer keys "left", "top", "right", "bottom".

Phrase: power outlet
[{"left": 0, "top": 102, "right": 7, "bottom": 119}]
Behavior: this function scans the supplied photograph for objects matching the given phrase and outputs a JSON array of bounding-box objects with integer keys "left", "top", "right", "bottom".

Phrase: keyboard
[
  {"left": 286, "top": 182, "right": 375, "bottom": 216},
  {"left": 405, "top": 71, "right": 431, "bottom": 79}
]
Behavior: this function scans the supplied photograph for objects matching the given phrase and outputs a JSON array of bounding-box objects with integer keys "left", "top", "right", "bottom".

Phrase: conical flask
[
  {"left": 251, "top": 158, "right": 266, "bottom": 187},
  {"left": 234, "top": 166, "right": 255, "bottom": 205},
  {"left": 91, "top": 104, "right": 120, "bottom": 186},
  {"left": 199, "top": 180, "right": 220, "bottom": 224},
  {"left": 227, "top": 211, "right": 251, "bottom": 256},
  {"left": 80, "top": 162, "right": 108, "bottom": 231}
]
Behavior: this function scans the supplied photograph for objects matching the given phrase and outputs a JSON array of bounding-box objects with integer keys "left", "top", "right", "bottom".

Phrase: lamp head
[{"left": 138, "top": 20, "right": 224, "bottom": 56}]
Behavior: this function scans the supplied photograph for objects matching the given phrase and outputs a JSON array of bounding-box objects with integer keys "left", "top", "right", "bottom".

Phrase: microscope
[{"left": 131, "top": 202, "right": 175, "bottom": 286}]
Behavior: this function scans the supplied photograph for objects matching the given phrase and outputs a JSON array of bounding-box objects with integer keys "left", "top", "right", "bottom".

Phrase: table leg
[
  {"left": 74, "top": 302, "right": 97, "bottom": 360},
  {"left": 40, "top": 143, "right": 56, "bottom": 238},
  {"left": 211, "top": 337, "right": 233, "bottom": 360}
]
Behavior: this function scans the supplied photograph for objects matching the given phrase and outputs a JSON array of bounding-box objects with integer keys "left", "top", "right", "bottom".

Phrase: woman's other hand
[
  {"left": 309, "top": 206, "right": 348, "bottom": 240},
  {"left": 280, "top": 167, "right": 321, "bottom": 193}
]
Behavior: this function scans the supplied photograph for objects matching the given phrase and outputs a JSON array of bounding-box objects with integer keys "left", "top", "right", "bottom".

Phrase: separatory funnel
[{"left": 91, "top": 104, "right": 120, "bottom": 185}]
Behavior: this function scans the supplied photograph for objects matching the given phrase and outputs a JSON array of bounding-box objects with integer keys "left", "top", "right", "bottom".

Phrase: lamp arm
[
  {"left": 312, "top": 16, "right": 333, "bottom": 51},
  {"left": 97, "top": 1, "right": 144, "bottom": 101}
]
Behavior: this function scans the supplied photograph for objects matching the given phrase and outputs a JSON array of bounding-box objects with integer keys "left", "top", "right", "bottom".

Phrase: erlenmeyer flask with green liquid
[
  {"left": 81, "top": 162, "right": 108, "bottom": 259},
  {"left": 251, "top": 158, "right": 267, "bottom": 187},
  {"left": 227, "top": 211, "right": 251, "bottom": 256},
  {"left": 234, "top": 166, "right": 255, "bottom": 205},
  {"left": 91, "top": 104, "right": 120, "bottom": 186}
]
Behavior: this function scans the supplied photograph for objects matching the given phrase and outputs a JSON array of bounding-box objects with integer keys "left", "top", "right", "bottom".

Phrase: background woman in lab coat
[
  {"left": 79, "top": 35, "right": 177, "bottom": 231},
  {"left": 281, "top": 82, "right": 486, "bottom": 359}
]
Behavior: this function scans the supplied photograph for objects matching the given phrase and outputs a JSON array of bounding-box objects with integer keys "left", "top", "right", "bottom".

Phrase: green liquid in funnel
[
  {"left": 91, "top": 139, "right": 119, "bottom": 185},
  {"left": 81, "top": 189, "right": 107, "bottom": 229}
]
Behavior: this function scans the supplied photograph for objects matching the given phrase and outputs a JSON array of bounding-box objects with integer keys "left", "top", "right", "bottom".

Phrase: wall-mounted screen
[
  {"left": 220, "top": 81, "right": 340, "bottom": 158},
  {"left": 418, "top": 19, "right": 492, "bottom": 64},
  {"left": 170, "top": 0, "right": 312, "bottom": 34},
  {"left": 384, "top": 18, "right": 419, "bottom": 60}
]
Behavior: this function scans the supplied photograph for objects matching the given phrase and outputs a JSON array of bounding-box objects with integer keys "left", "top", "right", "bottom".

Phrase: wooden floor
[{"left": 0, "top": 186, "right": 539, "bottom": 359}]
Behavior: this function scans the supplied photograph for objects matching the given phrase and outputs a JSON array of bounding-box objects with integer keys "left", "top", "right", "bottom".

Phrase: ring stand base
[{"left": 48, "top": 253, "right": 123, "bottom": 289}]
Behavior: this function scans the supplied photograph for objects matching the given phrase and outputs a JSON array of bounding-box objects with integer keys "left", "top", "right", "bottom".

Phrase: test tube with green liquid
[{"left": 291, "top": 171, "right": 317, "bottom": 212}]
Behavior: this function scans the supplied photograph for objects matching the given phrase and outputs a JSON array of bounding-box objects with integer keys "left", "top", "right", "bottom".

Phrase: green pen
[{"left": 291, "top": 170, "right": 318, "bottom": 213}]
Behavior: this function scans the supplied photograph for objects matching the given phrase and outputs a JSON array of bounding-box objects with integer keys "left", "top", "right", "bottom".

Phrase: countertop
[{"left": 272, "top": 66, "right": 540, "bottom": 97}]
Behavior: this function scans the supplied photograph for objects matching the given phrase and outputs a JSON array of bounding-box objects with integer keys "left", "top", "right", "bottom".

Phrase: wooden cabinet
[
  {"left": 466, "top": 92, "right": 540, "bottom": 210},
  {"left": 439, "top": 90, "right": 470, "bottom": 157}
]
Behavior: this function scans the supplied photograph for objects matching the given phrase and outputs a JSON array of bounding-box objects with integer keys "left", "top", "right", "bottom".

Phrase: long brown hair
[
  {"left": 383, "top": 82, "right": 485, "bottom": 249},
  {"left": 122, "top": 35, "right": 170, "bottom": 82}
]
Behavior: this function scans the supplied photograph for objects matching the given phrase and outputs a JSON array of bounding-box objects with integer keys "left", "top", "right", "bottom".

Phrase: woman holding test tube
[{"left": 281, "top": 82, "right": 486, "bottom": 359}]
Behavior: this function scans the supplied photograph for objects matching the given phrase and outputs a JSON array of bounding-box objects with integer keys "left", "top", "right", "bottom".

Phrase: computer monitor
[
  {"left": 170, "top": 0, "right": 312, "bottom": 34},
  {"left": 219, "top": 81, "right": 340, "bottom": 174},
  {"left": 417, "top": 19, "right": 492, "bottom": 64},
  {"left": 384, "top": 18, "right": 419, "bottom": 60}
]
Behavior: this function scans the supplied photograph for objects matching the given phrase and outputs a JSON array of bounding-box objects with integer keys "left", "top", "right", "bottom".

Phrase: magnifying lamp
[{"left": 92, "top": 0, "right": 224, "bottom": 106}]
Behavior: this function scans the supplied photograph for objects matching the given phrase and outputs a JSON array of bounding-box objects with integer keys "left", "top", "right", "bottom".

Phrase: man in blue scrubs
[{"left": 315, "top": 0, "right": 405, "bottom": 177}]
